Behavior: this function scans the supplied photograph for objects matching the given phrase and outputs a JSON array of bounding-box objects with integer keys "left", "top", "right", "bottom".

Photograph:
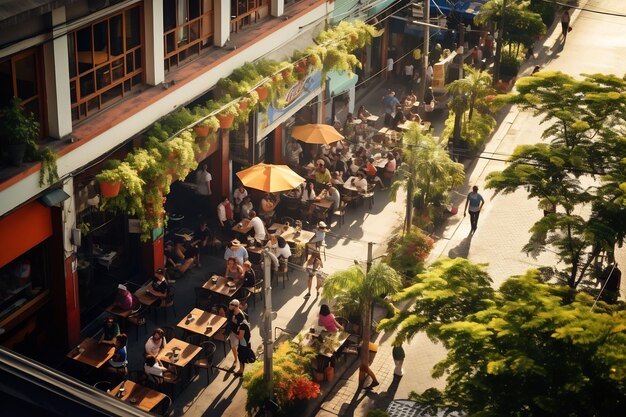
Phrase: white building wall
[{"left": 0, "top": 1, "right": 332, "bottom": 217}]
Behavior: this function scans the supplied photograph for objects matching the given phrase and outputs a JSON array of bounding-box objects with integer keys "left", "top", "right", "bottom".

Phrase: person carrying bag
[{"left": 234, "top": 319, "right": 255, "bottom": 377}]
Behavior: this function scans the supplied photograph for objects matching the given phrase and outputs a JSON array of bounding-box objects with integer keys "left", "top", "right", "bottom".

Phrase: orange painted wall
[{"left": 0, "top": 201, "right": 52, "bottom": 268}]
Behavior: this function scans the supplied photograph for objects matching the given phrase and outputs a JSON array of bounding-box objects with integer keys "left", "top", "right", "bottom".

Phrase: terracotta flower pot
[
  {"left": 218, "top": 114, "right": 235, "bottom": 129},
  {"left": 325, "top": 366, "right": 334, "bottom": 381},
  {"left": 99, "top": 180, "right": 122, "bottom": 198},
  {"left": 239, "top": 101, "right": 248, "bottom": 110},
  {"left": 256, "top": 86, "right": 269, "bottom": 101},
  {"left": 193, "top": 125, "right": 210, "bottom": 137}
]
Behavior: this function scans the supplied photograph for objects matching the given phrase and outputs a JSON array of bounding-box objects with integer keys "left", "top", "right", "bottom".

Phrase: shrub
[
  {"left": 388, "top": 227, "right": 434, "bottom": 279},
  {"left": 500, "top": 50, "right": 522, "bottom": 78}
]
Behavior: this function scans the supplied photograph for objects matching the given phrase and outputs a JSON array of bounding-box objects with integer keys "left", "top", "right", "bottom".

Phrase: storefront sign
[{"left": 257, "top": 70, "right": 322, "bottom": 139}]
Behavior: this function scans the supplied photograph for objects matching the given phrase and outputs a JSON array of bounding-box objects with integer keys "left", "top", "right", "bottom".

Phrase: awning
[{"left": 326, "top": 71, "right": 359, "bottom": 97}]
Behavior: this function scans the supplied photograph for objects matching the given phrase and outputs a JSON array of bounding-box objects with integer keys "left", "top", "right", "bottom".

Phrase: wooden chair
[
  {"left": 276, "top": 258, "right": 289, "bottom": 288},
  {"left": 146, "top": 368, "right": 181, "bottom": 399},
  {"left": 156, "top": 395, "right": 173, "bottom": 417},
  {"left": 210, "top": 304, "right": 230, "bottom": 356},
  {"left": 333, "top": 201, "right": 347, "bottom": 226},
  {"left": 127, "top": 304, "right": 149, "bottom": 341},
  {"left": 193, "top": 341, "right": 217, "bottom": 384},
  {"left": 246, "top": 276, "right": 264, "bottom": 308},
  {"left": 235, "top": 288, "right": 251, "bottom": 312},
  {"left": 158, "top": 285, "right": 177, "bottom": 321}
]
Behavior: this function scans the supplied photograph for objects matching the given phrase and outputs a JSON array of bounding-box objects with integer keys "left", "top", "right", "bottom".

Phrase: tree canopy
[{"left": 487, "top": 72, "right": 626, "bottom": 289}]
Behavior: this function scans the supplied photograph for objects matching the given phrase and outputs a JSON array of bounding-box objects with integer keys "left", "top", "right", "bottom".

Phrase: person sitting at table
[
  {"left": 381, "top": 152, "right": 397, "bottom": 186},
  {"left": 107, "top": 334, "right": 128, "bottom": 371},
  {"left": 113, "top": 284, "right": 136, "bottom": 312},
  {"left": 147, "top": 269, "right": 170, "bottom": 304},
  {"left": 145, "top": 328, "right": 166, "bottom": 357},
  {"left": 314, "top": 160, "right": 332, "bottom": 185},
  {"left": 144, "top": 354, "right": 176, "bottom": 382},
  {"left": 287, "top": 141, "right": 304, "bottom": 167},
  {"left": 265, "top": 235, "right": 292, "bottom": 271},
  {"left": 259, "top": 193, "right": 278, "bottom": 223},
  {"left": 242, "top": 261, "right": 256, "bottom": 287},
  {"left": 233, "top": 185, "right": 248, "bottom": 219},
  {"left": 225, "top": 256, "right": 244, "bottom": 281},
  {"left": 248, "top": 210, "right": 267, "bottom": 243},
  {"left": 304, "top": 252, "right": 324, "bottom": 298},
  {"left": 319, "top": 304, "right": 344, "bottom": 333},
  {"left": 357, "top": 105, "right": 372, "bottom": 121},
  {"left": 167, "top": 238, "right": 195, "bottom": 274},
  {"left": 192, "top": 219, "right": 220, "bottom": 260},
  {"left": 217, "top": 196, "right": 235, "bottom": 236},
  {"left": 224, "top": 239, "right": 249, "bottom": 265},
  {"left": 99, "top": 316, "right": 120, "bottom": 345},
  {"left": 364, "top": 158, "right": 387, "bottom": 190},
  {"left": 391, "top": 105, "right": 406, "bottom": 131},
  {"left": 325, "top": 186, "right": 341, "bottom": 225},
  {"left": 330, "top": 152, "right": 346, "bottom": 177},
  {"left": 350, "top": 171, "right": 369, "bottom": 192},
  {"left": 331, "top": 171, "right": 344, "bottom": 186},
  {"left": 348, "top": 157, "right": 363, "bottom": 177},
  {"left": 404, "top": 89, "right": 417, "bottom": 105},
  {"left": 301, "top": 181, "right": 316, "bottom": 203},
  {"left": 240, "top": 196, "right": 254, "bottom": 220}
]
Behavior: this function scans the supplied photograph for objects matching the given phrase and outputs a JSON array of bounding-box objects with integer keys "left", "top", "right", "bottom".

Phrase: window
[
  {"left": 0, "top": 49, "right": 45, "bottom": 138},
  {"left": 230, "top": 0, "right": 268, "bottom": 33},
  {"left": 0, "top": 244, "right": 49, "bottom": 324},
  {"left": 164, "top": 0, "right": 214, "bottom": 72},
  {"left": 68, "top": 4, "right": 144, "bottom": 121}
]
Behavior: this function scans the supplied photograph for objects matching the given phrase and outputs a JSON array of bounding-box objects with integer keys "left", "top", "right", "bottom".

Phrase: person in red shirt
[{"left": 364, "top": 158, "right": 386, "bottom": 190}]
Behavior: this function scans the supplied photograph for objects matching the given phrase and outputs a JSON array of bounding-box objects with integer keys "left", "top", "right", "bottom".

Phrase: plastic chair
[{"left": 193, "top": 341, "right": 217, "bottom": 384}]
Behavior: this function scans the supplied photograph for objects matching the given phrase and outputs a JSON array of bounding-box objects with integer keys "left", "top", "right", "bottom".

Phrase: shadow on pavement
[
  {"left": 200, "top": 377, "right": 243, "bottom": 417},
  {"left": 448, "top": 235, "right": 472, "bottom": 259}
]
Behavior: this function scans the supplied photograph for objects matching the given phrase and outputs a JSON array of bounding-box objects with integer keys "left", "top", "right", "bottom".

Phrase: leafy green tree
[
  {"left": 322, "top": 263, "right": 402, "bottom": 386},
  {"left": 487, "top": 72, "right": 626, "bottom": 289},
  {"left": 447, "top": 65, "right": 494, "bottom": 123},
  {"left": 378, "top": 258, "right": 494, "bottom": 345},
  {"left": 390, "top": 128, "right": 465, "bottom": 231},
  {"left": 419, "top": 270, "right": 626, "bottom": 417}
]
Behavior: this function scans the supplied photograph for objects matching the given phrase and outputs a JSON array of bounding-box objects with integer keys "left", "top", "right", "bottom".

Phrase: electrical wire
[{"left": 542, "top": 0, "right": 626, "bottom": 18}]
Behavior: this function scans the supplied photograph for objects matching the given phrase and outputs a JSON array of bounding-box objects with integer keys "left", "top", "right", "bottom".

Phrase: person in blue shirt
[
  {"left": 107, "top": 333, "right": 128, "bottom": 373},
  {"left": 464, "top": 185, "right": 485, "bottom": 234}
]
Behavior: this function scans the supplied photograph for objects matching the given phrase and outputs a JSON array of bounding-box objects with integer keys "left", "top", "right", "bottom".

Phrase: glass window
[
  {"left": 0, "top": 48, "right": 45, "bottom": 139},
  {"left": 163, "top": 0, "right": 214, "bottom": 72},
  {"left": 0, "top": 244, "right": 49, "bottom": 324},
  {"left": 230, "top": 0, "right": 268, "bottom": 33},
  {"left": 68, "top": 4, "right": 144, "bottom": 121}
]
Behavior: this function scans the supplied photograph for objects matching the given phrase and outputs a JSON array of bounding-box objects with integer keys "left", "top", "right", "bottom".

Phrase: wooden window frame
[
  {"left": 68, "top": 4, "right": 145, "bottom": 122},
  {"left": 0, "top": 48, "right": 47, "bottom": 139},
  {"left": 163, "top": 0, "right": 215, "bottom": 72},
  {"left": 230, "top": 0, "right": 269, "bottom": 33}
]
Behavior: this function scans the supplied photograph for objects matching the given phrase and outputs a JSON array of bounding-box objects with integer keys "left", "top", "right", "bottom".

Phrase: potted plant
[
  {"left": 95, "top": 165, "right": 124, "bottom": 198},
  {"left": 0, "top": 97, "right": 40, "bottom": 166},
  {"left": 217, "top": 104, "right": 239, "bottom": 129},
  {"left": 192, "top": 106, "right": 219, "bottom": 137},
  {"left": 392, "top": 344, "right": 405, "bottom": 376},
  {"left": 38, "top": 147, "right": 59, "bottom": 187}
]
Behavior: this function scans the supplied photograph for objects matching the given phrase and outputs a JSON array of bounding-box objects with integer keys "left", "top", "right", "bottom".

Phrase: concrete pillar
[
  {"left": 43, "top": 7, "right": 72, "bottom": 140},
  {"left": 271, "top": 0, "right": 284, "bottom": 17},
  {"left": 144, "top": 0, "right": 165, "bottom": 86},
  {"left": 214, "top": 0, "right": 230, "bottom": 47}
]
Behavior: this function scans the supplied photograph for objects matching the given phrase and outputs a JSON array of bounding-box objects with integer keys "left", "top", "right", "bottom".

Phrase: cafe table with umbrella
[
  {"left": 291, "top": 124, "right": 344, "bottom": 145},
  {"left": 236, "top": 163, "right": 305, "bottom": 193}
]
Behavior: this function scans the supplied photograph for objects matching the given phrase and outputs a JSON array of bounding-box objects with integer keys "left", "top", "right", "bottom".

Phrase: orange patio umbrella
[
  {"left": 291, "top": 123, "right": 344, "bottom": 145},
  {"left": 236, "top": 163, "right": 305, "bottom": 193}
]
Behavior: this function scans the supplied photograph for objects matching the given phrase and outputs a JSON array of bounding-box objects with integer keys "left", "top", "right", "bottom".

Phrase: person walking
[
  {"left": 561, "top": 9, "right": 570, "bottom": 40},
  {"left": 464, "top": 185, "right": 485, "bottom": 234}
]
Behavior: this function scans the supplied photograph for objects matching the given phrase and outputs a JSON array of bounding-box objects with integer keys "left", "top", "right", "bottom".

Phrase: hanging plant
[
  {"left": 217, "top": 104, "right": 239, "bottom": 129},
  {"left": 255, "top": 83, "right": 271, "bottom": 102},
  {"left": 38, "top": 147, "right": 59, "bottom": 187}
]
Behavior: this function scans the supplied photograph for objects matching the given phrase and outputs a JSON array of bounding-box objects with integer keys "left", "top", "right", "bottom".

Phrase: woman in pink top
[
  {"left": 319, "top": 304, "right": 344, "bottom": 333},
  {"left": 384, "top": 152, "right": 397, "bottom": 173}
]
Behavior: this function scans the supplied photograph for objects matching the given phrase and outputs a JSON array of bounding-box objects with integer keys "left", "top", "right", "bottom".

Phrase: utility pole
[
  {"left": 366, "top": 241, "right": 374, "bottom": 272},
  {"left": 492, "top": 0, "right": 508, "bottom": 86},
  {"left": 418, "top": 0, "right": 430, "bottom": 105},
  {"left": 457, "top": 23, "right": 466, "bottom": 80},
  {"left": 261, "top": 250, "right": 274, "bottom": 414}
]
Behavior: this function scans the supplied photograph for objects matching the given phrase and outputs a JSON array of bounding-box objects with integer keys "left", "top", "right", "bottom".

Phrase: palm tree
[
  {"left": 322, "top": 263, "right": 402, "bottom": 387},
  {"left": 390, "top": 129, "right": 465, "bottom": 232},
  {"left": 446, "top": 65, "right": 493, "bottom": 123}
]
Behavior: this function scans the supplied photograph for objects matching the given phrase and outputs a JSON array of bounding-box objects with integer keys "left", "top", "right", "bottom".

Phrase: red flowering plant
[{"left": 388, "top": 227, "right": 434, "bottom": 280}]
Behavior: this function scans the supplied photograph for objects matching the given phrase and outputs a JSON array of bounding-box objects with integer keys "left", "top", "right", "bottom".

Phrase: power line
[{"left": 542, "top": 0, "right": 626, "bottom": 18}]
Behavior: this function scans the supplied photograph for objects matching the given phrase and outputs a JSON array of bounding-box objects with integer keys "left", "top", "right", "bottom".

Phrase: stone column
[
  {"left": 144, "top": 0, "right": 165, "bottom": 86},
  {"left": 271, "top": 0, "right": 284, "bottom": 17},
  {"left": 43, "top": 7, "right": 72, "bottom": 140},
  {"left": 214, "top": 0, "right": 230, "bottom": 47}
]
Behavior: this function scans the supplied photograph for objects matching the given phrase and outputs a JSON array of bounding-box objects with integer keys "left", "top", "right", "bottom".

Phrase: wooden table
[
  {"left": 280, "top": 228, "right": 315, "bottom": 245},
  {"left": 66, "top": 337, "right": 115, "bottom": 368},
  {"left": 343, "top": 176, "right": 367, "bottom": 192},
  {"left": 268, "top": 222, "right": 295, "bottom": 237},
  {"left": 313, "top": 198, "right": 334, "bottom": 210},
  {"left": 157, "top": 338, "right": 201, "bottom": 368},
  {"left": 177, "top": 308, "right": 227, "bottom": 338},
  {"left": 202, "top": 275, "right": 243, "bottom": 298},
  {"left": 134, "top": 282, "right": 160, "bottom": 306},
  {"left": 108, "top": 380, "right": 166, "bottom": 412},
  {"left": 366, "top": 115, "right": 379, "bottom": 124},
  {"left": 105, "top": 303, "right": 134, "bottom": 319},
  {"left": 232, "top": 218, "right": 253, "bottom": 235}
]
